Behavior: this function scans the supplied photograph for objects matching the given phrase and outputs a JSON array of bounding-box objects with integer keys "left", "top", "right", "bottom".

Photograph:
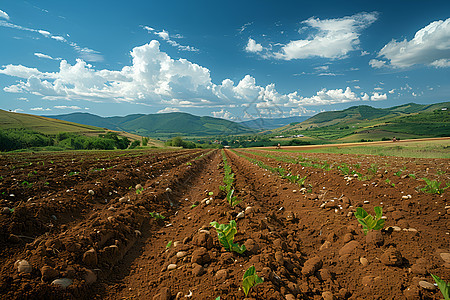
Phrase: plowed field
[{"left": 0, "top": 148, "right": 449, "bottom": 300}]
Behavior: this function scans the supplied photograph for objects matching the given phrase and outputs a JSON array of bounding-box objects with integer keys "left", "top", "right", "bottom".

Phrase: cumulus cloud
[
  {"left": 371, "top": 92, "right": 387, "bottom": 101},
  {"left": 245, "top": 38, "right": 263, "bottom": 53},
  {"left": 30, "top": 107, "right": 51, "bottom": 111},
  {"left": 1, "top": 40, "right": 385, "bottom": 115},
  {"left": 369, "top": 59, "right": 386, "bottom": 68},
  {"left": 270, "top": 12, "right": 377, "bottom": 60},
  {"left": 157, "top": 107, "right": 180, "bottom": 113},
  {"left": 373, "top": 18, "right": 450, "bottom": 68},
  {"left": 143, "top": 26, "right": 198, "bottom": 52},
  {"left": 212, "top": 109, "right": 233, "bottom": 119},
  {"left": 0, "top": 9, "right": 9, "bottom": 20}
]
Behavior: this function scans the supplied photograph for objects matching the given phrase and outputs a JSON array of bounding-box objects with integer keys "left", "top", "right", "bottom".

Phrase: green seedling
[
  {"left": 242, "top": 265, "right": 264, "bottom": 297},
  {"left": 136, "top": 186, "right": 144, "bottom": 194},
  {"left": 420, "top": 178, "right": 449, "bottom": 194},
  {"left": 186, "top": 162, "right": 192, "bottom": 166},
  {"left": 68, "top": 171, "right": 78, "bottom": 176},
  {"left": 166, "top": 240, "right": 173, "bottom": 249},
  {"left": 149, "top": 212, "right": 165, "bottom": 220},
  {"left": 337, "top": 164, "right": 351, "bottom": 175},
  {"left": 191, "top": 201, "right": 199, "bottom": 209},
  {"left": 208, "top": 191, "right": 214, "bottom": 196},
  {"left": 408, "top": 174, "right": 416, "bottom": 179},
  {"left": 394, "top": 170, "right": 402, "bottom": 177},
  {"left": 354, "top": 206, "right": 385, "bottom": 235},
  {"left": 210, "top": 220, "right": 246, "bottom": 254},
  {"left": 21, "top": 181, "right": 33, "bottom": 188},
  {"left": 368, "top": 164, "right": 379, "bottom": 175},
  {"left": 226, "top": 189, "right": 241, "bottom": 207},
  {"left": 431, "top": 274, "right": 449, "bottom": 300}
]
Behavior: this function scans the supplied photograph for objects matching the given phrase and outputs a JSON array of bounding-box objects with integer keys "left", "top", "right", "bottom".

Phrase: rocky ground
[{"left": 0, "top": 148, "right": 449, "bottom": 299}]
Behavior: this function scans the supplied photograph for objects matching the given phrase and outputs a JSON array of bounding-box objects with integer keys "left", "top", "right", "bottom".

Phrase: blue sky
[{"left": 0, "top": 0, "right": 449, "bottom": 121}]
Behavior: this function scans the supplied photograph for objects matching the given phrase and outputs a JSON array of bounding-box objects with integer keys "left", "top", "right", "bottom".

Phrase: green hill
[
  {"left": 46, "top": 112, "right": 255, "bottom": 137},
  {"left": 0, "top": 109, "right": 104, "bottom": 134},
  {"left": 271, "top": 102, "right": 450, "bottom": 142}
]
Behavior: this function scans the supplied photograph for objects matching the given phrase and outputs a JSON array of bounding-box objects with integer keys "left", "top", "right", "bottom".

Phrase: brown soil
[{"left": 0, "top": 148, "right": 449, "bottom": 300}]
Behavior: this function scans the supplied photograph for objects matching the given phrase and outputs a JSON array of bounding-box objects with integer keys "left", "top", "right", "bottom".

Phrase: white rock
[
  {"left": 166, "top": 188, "right": 172, "bottom": 193},
  {"left": 51, "top": 278, "right": 73, "bottom": 288},
  {"left": 418, "top": 280, "right": 435, "bottom": 290},
  {"left": 236, "top": 212, "right": 245, "bottom": 219},
  {"left": 15, "top": 260, "right": 32, "bottom": 274},
  {"left": 167, "top": 264, "right": 177, "bottom": 270},
  {"left": 176, "top": 251, "right": 187, "bottom": 258},
  {"left": 88, "top": 190, "right": 95, "bottom": 195}
]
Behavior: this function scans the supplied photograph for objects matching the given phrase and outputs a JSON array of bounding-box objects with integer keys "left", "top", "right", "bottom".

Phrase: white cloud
[
  {"left": 354, "top": 86, "right": 361, "bottom": 89},
  {"left": 315, "top": 65, "right": 329, "bottom": 71},
  {"left": 272, "top": 12, "right": 378, "bottom": 60},
  {"left": 212, "top": 109, "right": 232, "bottom": 119},
  {"left": 0, "top": 9, "right": 9, "bottom": 20},
  {"left": 17, "top": 97, "right": 28, "bottom": 101},
  {"left": 30, "top": 107, "right": 51, "bottom": 111},
  {"left": 389, "top": 89, "right": 395, "bottom": 94},
  {"left": 375, "top": 18, "right": 450, "bottom": 68},
  {"left": 361, "top": 50, "right": 369, "bottom": 56},
  {"left": 34, "top": 52, "right": 59, "bottom": 60},
  {"left": 371, "top": 92, "right": 387, "bottom": 101},
  {"left": 54, "top": 105, "right": 82, "bottom": 110},
  {"left": 361, "top": 93, "right": 370, "bottom": 101},
  {"left": 1, "top": 40, "right": 385, "bottom": 114},
  {"left": 143, "top": 26, "right": 198, "bottom": 52},
  {"left": 12, "top": 108, "right": 24, "bottom": 113},
  {"left": 0, "top": 19, "right": 102, "bottom": 62},
  {"left": 245, "top": 38, "right": 263, "bottom": 53},
  {"left": 157, "top": 107, "right": 180, "bottom": 113},
  {"left": 374, "top": 87, "right": 383, "bottom": 91},
  {"left": 369, "top": 59, "right": 386, "bottom": 68}
]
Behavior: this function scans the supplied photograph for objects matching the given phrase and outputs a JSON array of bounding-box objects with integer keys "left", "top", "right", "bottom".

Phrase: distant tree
[{"left": 129, "top": 140, "right": 141, "bottom": 149}]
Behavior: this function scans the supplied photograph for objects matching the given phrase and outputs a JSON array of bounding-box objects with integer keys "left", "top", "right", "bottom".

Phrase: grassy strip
[
  {"left": 220, "top": 150, "right": 240, "bottom": 207},
  {"left": 232, "top": 150, "right": 308, "bottom": 187}
]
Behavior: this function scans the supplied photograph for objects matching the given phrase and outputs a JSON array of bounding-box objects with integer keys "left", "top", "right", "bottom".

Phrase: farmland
[{"left": 0, "top": 147, "right": 449, "bottom": 299}]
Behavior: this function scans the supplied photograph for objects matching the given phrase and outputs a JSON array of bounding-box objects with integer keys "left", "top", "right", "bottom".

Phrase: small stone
[
  {"left": 167, "top": 264, "right": 177, "bottom": 271},
  {"left": 366, "top": 230, "right": 384, "bottom": 246},
  {"left": 191, "top": 263, "right": 204, "bottom": 276},
  {"left": 176, "top": 251, "right": 187, "bottom": 258},
  {"left": 320, "top": 241, "right": 331, "bottom": 251},
  {"left": 15, "top": 260, "right": 32, "bottom": 274},
  {"left": 41, "top": 265, "right": 58, "bottom": 281},
  {"left": 135, "top": 184, "right": 143, "bottom": 190},
  {"left": 339, "top": 241, "right": 360, "bottom": 256},
  {"left": 285, "top": 211, "right": 296, "bottom": 221},
  {"left": 380, "top": 247, "right": 403, "bottom": 266},
  {"left": 88, "top": 190, "right": 95, "bottom": 195},
  {"left": 418, "top": 280, "right": 436, "bottom": 290},
  {"left": 343, "top": 233, "right": 353, "bottom": 243},
  {"left": 245, "top": 206, "right": 254, "bottom": 214},
  {"left": 193, "top": 232, "right": 213, "bottom": 250},
  {"left": 301, "top": 256, "right": 322, "bottom": 276},
  {"left": 215, "top": 269, "right": 228, "bottom": 281},
  {"left": 440, "top": 252, "right": 450, "bottom": 263},
  {"left": 51, "top": 278, "right": 73, "bottom": 289},
  {"left": 244, "top": 239, "right": 259, "bottom": 254},
  {"left": 82, "top": 249, "right": 98, "bottom": 267},
  {"left": 390, "top": 226, "right": 402, "bottom": 231},
  {"left": 410, "top": 258, "right": 429, "bottom": 275},
  {"left": 360, "top": 257, "right": 369, "bottom": 266},
  {"left": 275, "top": 251, "right": 284, "bottom": 264},
  {"left": 83, "top": 269, "right": 97, "bottom": 284},
  {"left": 191, "top": 247, "right": 210, "bottom": 265},
  {"left": 236, "top": 211, "right": 245, "bottom": 219},
  {"left": 285, "top": 294, "right": 296, "bottom": 300},
  {"left": 322, "top": 291, "right": 335, "bottom": 300},
  {"left": 166, "top": 188, "right": 172, "bottom": 193}
]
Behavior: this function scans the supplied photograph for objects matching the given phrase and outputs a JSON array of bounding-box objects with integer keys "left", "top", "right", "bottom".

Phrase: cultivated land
[{"left": 0, "top": 146, "right": 449, "bottom": 299}]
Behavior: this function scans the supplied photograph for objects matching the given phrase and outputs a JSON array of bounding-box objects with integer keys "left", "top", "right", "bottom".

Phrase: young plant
[
  {"left": 242, "top": 265, "right": 263, "bottom": 297},
  {"left": 210, "top": 220, "right": 246, "bottom": 254},
  {"left": 354, "top": 206, "right": 385, "bottom": 235},
  {"left": 431, "top": 274, "right": 449, "bottom": 300},
  {"left": 166, "top": 240, "right": 173, "bottom": 249},
  {"left": 136, "top": 186, "right": 144, "bottom": 194},
  {"left": 149, "top": 212, "right": 165, "bottom": 220},
  {"left": 337, "top": 164, "right": 351, "bottom": 176},
  {"left": 420, "top": 178, "right": 449, "bottom": 195}
]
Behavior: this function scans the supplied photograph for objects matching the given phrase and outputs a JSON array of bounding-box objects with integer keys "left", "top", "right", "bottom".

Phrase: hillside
[
  {"left": 0, "top": 109, "right": 163, "bottom": 147},
  {"left": 271, "top": 102, "right": 450, "bottom": 142},
  {"left": 46, "top": 112, "right": 255, "bottom": 137},
  {"left": 239, "top": 116, "right": 310, "bottom": 130}
]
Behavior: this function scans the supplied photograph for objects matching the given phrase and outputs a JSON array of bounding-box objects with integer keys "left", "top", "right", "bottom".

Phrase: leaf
[
  {"left": 373, "top": 219, "right": 385, "bottom": 231},
  {"left": 355, "top": 207, "right": 368, "bottom": 219},
  {"left": 431, "top": 274, "right": 450, "bottom": 300},
  {"left": 242, "top": 266, "right": 264, "bottom": 297},
  {"left": 374, "top": 206, "right": 382, "bottom": 219}
]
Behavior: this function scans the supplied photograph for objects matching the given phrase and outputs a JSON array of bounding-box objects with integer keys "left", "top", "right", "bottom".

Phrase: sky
[{"left": 0, "top": 0, "right": 449, "bottom": 122}]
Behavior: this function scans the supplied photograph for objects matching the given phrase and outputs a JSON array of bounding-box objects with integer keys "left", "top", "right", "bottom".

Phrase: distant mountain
[
  {"left": 239, "top": 116, "right": 310, "bottom": 130},
  {"left": 271, "top": 102, "right": 450, "bottom": 142},
  {"left": 45, "top": 112, "right": 256, "bottom": 137}
]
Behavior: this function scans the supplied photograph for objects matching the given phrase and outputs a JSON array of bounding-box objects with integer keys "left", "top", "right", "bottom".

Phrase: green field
[{"left": 272, "top": 139, "right": 450, "bottom": 159}]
